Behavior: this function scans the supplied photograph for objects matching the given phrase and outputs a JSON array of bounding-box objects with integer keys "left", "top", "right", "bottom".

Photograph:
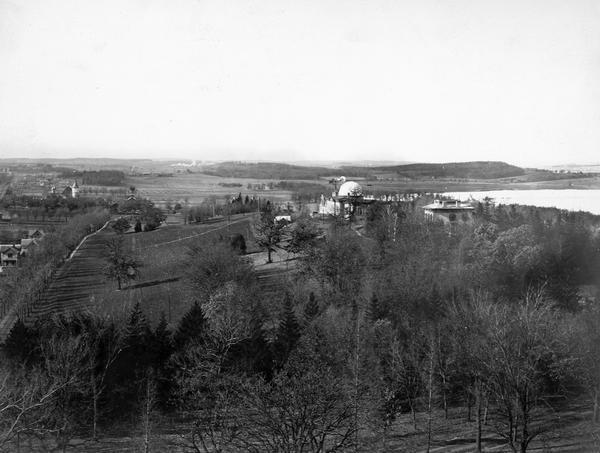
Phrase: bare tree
[
  {"left": 254, "top": 211, "right": 284, "bottom": 264},
  {"left": 468, "top": 289, "right": 568, "bottom": 453},
  {"left": 103, "top": 236, "right": 139, "bottom": 290},
  {"left": 236, "top": 355, "right": 356, "bottom": 453},
  {"left": 0, "top": 365, "right": 69, "bottom": 451},
  {"left": 78, "top": 316, "right": 123, "bottom": 440},
  {"left": 571, "top": 303, "right": 600, "bottom": 423}
]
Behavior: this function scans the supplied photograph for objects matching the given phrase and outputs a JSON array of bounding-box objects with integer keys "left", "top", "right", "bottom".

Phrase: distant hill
[
  {"left": 199, "top": 162, "right": 363, "bottom": 180},
  {"left": 199, "top": 160, "right": 529, "bottom": 180},
  {"left": 372, "top": 161, "right": 526, "bottom": 179}
]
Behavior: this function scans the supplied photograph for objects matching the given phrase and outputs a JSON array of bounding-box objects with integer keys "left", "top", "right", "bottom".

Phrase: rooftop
[{"left": 423, "top": 199, "right": 474, "bottom": 210}]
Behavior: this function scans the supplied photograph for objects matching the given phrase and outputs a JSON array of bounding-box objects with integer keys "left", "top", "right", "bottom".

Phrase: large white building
[
  {"left": 423, "top": 199, "right": 474, "bottom": 225},
  {"left": 318, "top": 178, "right": 367, "bottom": 217}
]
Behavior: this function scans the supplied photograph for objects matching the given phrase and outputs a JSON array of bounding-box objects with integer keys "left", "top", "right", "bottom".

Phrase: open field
[{"left": 126, "top": 173, "right": 308, "bottom": 205}]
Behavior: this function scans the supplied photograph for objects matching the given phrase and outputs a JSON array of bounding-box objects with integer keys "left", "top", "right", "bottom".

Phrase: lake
[{"left": 443, "top": 190, "right": 600, "bottom": 215}]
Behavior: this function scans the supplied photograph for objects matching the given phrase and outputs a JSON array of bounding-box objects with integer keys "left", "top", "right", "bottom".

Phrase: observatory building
[{"left": 318, "top": 177, "right": 369, "bottom": 217}]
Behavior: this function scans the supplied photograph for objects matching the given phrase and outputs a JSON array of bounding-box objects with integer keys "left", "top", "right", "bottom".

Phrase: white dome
[{"left": 338, "top": 181, "right": 363, "bottom": 197}]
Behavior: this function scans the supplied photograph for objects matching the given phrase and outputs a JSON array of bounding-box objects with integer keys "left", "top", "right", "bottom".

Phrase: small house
[{"left": 0, "top": 245, "right": 20, "bottom": 267}]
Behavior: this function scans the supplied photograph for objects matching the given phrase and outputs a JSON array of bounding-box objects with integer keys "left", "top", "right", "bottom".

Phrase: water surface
[{"left": 443, "top": 190, "right": 600, "bottom": 215}]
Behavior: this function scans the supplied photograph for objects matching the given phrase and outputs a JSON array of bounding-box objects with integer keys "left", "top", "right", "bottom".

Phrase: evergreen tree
[
  {"left": 108, "top": 302, "right": 152, "bottom": 416},
  {"left": 174, "top": 302, "right": 206, "bottom": 350},
  {"left": 2, "top": 318, "right": 37, "bottom": 363},
  {"left": 152, "top": 312, "right": 173, "bottom": 368},
  {"left": 274, "top": 295, "right": 301, "bottom": 368},
  {"left": 304, "top": 291, "right": 320, "bottom": 325},
  {"left": 151, "top": 312, "right": 174, "bottom": 408}
]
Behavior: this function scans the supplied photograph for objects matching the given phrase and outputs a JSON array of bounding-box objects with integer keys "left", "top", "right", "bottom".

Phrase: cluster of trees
[
  {"left": 2, "top": 199, "right": 600, "bottom": 451},
  {"left": 0, "top": 195, "right": 113, "bottom": 219},
  {"left": 185, "top": 194, "right": 266, "bottom": 224},
  {"left": 117, "top": 198, "right": 165, "bottom": 232}
]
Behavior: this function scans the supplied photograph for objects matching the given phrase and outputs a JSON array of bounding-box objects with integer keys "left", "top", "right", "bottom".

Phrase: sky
[{"left": 0, "top": 0, "right": 599, "bottom": 166}]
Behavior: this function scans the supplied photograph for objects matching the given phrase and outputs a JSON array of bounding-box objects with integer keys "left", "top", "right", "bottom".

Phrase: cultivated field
[{"left": 30, "top": 215, "right": 258, "bottom": 327}]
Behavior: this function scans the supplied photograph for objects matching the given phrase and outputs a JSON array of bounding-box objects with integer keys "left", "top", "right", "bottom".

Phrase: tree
[
  {"left": 303, "top": 292, "right": 320, "bottom": 325},
  {"left": 111, "top": 218, "right": 131, "bottom": 235},
  {"left": 254, "top": 211, "right": 284, "bottom": 263},
  {"left": 103, "top": 237, "right": 139, "bottom": 290},
  {"left": 287, "top": 218, "right": 319, "bottom": 254},
  {"left": 273, "top": 295, "right": 301, "bottom": 367},
  {"left": 142, "top": 206, "right": 165, "bottom": 232},
  {"left": 229, "top": 233, "right": 246, "bottom": 255},
  {"left": 572, "top": 303, "right": 600, "bottom": 423},
  {"left": 0, "top": 363, "right": 77, "bottom": 451},
  {"left": 75, "top": 315, "right": 122, "bottom": 440},
  {"left": 174, "top": 303, "right": 206, "bottom": 350},
  {"left": 467, "top": 289, "right": 568, "bottom": 453},
  {"left": 107, "top": 303, "right": 153, "bottom": 417},
  {"left": 236, "top": 337, "right": 356, "bottom": 453},
  {"left": 303, "top": 228, "right": 365, "bottom": 303},
  {"left": 2, "top": 319, "right": 37, "bottom": 364},
  {"left": 185, "top": 242, "right": 255, "bottom": 301}
]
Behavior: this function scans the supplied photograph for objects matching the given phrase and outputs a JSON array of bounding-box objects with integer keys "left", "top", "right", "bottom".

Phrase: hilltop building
[
  {"left": 318, "top": 178, "right": 364, "bottom": 217},
  {"left": 422, "top": 199, "right": 474, "bottom": 225}
]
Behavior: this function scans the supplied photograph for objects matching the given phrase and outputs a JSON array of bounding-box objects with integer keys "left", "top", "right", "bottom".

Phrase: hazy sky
[{"left": 1, "top": 0, "right": 599, "bottom": 165}]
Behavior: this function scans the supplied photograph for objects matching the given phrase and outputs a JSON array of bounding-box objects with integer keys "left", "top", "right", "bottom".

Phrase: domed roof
[{"left": 337, "top": 181, "right": 363, "bottom": 197}]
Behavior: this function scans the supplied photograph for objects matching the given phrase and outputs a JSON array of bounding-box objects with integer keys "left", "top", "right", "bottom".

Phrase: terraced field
[{"left": 15, "top": 215, "right": 259, "bottom": 330}]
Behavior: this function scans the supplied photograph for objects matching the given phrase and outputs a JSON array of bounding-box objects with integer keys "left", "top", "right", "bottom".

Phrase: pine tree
[
  {"left": 123, "top": 302, "right": 152, "bottom": 374},
  {"left": 3, "top": 318, "right": 36, "bottom": 363},
  {"left": 274, "top": 295, "right": 301, "bottom": 367},
  {"left": 174, "top": 302, "right": 205, "bottom": 350},
  {"left": 151, "top": 312, "right": 173, "bottom": 408},
  {"left": 304, "top": 291, "right": 320, "bottom": 325},
  {"left": 109, "top": 302, "right": 152, "bottom": 413},
  {"left": 125, "top": 302, "right": 150, "bottom": 345},
  {"left": 152, "top": 312, "right": 173, "bottom": 368}
]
